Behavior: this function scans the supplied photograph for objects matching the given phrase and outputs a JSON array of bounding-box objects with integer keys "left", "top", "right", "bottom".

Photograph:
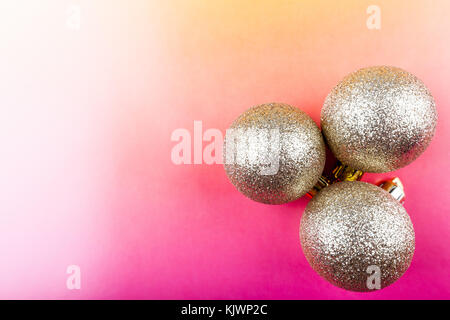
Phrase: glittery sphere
[
  {"left": 300, "top": 181, "right": 415, "bottom": 292},
  {"left": 223, "top": 103, "right": 325, "bottom": 204},
  {"left": 321, "top": 66, "right": 437, "bottom": 173}
]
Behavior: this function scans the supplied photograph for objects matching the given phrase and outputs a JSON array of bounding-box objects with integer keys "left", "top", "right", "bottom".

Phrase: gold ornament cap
[
  {"left": 307, "top": 161, "right": 363, "bottom": 198},
  {"left": 379, "top": 177, "right": 405, "bottom": 203}
]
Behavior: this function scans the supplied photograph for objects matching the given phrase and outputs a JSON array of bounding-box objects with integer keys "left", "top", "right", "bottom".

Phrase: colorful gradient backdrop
[{"left": 0, "top": 0, "right": 449, "bottom": 299}]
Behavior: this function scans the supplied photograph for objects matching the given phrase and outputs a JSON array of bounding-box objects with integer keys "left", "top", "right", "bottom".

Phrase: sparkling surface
[
  {"left": 321, "top": 66, "right": 437, "bottom": 172},
  {"left": 300, "top": 181, "right": 415, "bottom": 292},
  {"left": 223, "top": 103, "right": 325, "bottom": 204}
]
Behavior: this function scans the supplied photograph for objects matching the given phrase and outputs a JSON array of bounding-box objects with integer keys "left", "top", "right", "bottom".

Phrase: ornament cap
[
  {"left": 379, "top": 177, "right": 405, "bottom": 203},
  {"left": 331, "top": 161, "right": 364, "bottom": 182},
  {"left": 307, "top": 161, "right": 363, "bottom": 198},
  {"left": 307, "top": 175, "right": 331, "bottom": 198}
]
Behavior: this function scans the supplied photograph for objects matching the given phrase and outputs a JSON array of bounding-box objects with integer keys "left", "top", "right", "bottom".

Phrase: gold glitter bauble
[
  {"left": 300, "top": 181, "right": 415, "bottom": 292},
  {"left": 321, "top": 66, "right": 437, "bottom": 173},
  {"left": 223, "top": 103, "right": 325, "bottom": 204}
]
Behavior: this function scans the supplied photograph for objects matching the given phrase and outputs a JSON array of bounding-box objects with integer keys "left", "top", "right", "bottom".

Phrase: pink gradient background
[{"left": 0, "top": 0, "right": 449, "bottom": 299}]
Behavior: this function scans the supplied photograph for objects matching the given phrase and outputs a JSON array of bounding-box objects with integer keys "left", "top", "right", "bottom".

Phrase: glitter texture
[
  {"left": 300, "top": 181, "right": 415, "bottom": 292},
  {"left": 321, "top": 66, "right": 437, "bottom": 173},
  {"left": 223, "top": 103, "right": 325, "bottom": 204}
]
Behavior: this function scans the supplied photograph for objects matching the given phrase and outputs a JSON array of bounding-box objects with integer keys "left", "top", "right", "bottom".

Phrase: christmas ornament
[
  {"left": 300, "top": 180, "right": 415, "bottom": 292},
  {"left": 321, "top": 66, "right": 437, "bottom": 173},
  {"left": 223, "top": 103, "right": 325, "bottom": 204}
]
